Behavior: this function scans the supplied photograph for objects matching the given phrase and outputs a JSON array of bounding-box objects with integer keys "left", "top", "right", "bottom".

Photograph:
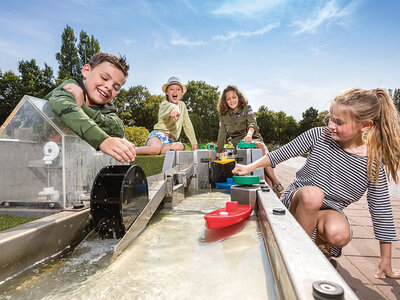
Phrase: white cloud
[
  {"left": 124, "top": 39, "right": 135, "bottom": 46},
  {"left": 244, "top": 78, "right": 338, "bottom": 120},
  {"left": 212, "top": 0, "right": 283, "bottom": 17},
  {"left": 213, "top": 23, "right": 280, "bottom": 42},
  {"left": 170, "top": 36, "right": 208, "bottom": 47},
  {"left": 292, "top": 0, "right": 360, "bottom": 35},
  {"left": 0, "top": 39, "right": 30, "bottom": 59}
]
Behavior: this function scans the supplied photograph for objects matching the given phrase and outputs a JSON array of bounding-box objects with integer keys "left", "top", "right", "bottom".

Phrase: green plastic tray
[
  {"left": 237, "top": 140, "right": 255, "bottom": 149},
  {"left": 233, "top": 175, "right": 260, "bottom": 185}
]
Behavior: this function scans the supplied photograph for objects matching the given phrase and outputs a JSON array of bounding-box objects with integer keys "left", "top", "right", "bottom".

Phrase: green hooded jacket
[{"left": 44, "top": 78, "right": 125, "bottom": 149}]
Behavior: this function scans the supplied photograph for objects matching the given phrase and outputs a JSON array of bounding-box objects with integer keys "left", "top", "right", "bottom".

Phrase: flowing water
[{"left": 0, "top": 190, "right": 279, "bottom": 299}]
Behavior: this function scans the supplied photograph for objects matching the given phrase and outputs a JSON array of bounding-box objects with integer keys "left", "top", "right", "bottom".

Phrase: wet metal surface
[{"left": 0, "top": 190, "right": 279, "bottom": 299}]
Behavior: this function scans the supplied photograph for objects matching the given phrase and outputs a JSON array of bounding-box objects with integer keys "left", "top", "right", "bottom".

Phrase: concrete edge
[{"left": 257, "top": 190, "right": 359, "bottom": 300}]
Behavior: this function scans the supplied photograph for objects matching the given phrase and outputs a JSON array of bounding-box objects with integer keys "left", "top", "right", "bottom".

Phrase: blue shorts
[{"left": 146, "top": 130, "right": 174, "bottom": 146}]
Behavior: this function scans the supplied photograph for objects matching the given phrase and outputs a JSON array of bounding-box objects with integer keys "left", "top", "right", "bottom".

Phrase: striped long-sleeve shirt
[{"left": 267, "top": 126, "right": 396, "bottom": 242}]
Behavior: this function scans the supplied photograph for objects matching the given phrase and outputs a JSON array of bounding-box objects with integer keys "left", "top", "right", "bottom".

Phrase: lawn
[{"left": 0, "top": 215, "right": 37, "bottom": 231}]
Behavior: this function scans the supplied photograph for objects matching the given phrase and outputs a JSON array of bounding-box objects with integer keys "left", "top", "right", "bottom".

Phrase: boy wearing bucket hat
[{"left": 136, "top": 77, "right": 198, "bottom": 155}]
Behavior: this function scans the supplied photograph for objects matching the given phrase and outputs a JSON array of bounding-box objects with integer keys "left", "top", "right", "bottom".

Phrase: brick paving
[{"left": 274, "top": 159, "right": 400, "bottom": 300}]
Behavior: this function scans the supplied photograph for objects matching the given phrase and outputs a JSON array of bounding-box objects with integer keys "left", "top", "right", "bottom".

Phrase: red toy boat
[{"left": 204, "top": 201, "right": 252, "bottom": 230}]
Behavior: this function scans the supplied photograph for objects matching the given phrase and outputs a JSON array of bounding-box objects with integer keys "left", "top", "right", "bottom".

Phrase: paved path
[{"left": 274, "top": 157, "right": 400, "bottom": 300}]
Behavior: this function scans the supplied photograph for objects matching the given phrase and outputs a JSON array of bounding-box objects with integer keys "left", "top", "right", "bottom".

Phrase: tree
[
  {"left": 389, "top": 88, "right": 400, "bottom": 113},
  {"left": 274, "top": 112, "right": 298, "bottom": 145},
  {"left": 55, "top": 25, "right": 80, "bottom": 81},
  {"left": 113, "top": 85, "right": 162, "bottom": 130},
  {"left": 256, "top": 106, "right": 275, "bottom": 144},
  {"left": 181, "top": 80, "right": 220, "bottom": 142},
  {"left": 0, "top": 70, "right": 22, "bottom": 125},
  {"left": 18, "top": 59, "right": 55, "bottom": 98},
  {"left": 298, "top": 107, "right": 320, "bottom": 135},
  {"left": 78, "top": 31, "right": 100, "bottom": 66}
]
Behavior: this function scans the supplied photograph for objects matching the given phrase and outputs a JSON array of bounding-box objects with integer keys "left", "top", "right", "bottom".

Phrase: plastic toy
[
  {"left": 237, "top": 140, "right": 255, "bottom": 149},
  {"left": 204, "top": 201, "right": 252, "bottom": 230},
  {"left": 233, "top": 175, "right": 260, "bottom": 185}
]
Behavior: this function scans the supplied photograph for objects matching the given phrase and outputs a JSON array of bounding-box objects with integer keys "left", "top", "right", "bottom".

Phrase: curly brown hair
[
  {"left": 217, "top": 85, "right": 248, "bottom": 115},
  {"left": 88, "top": 53, "right": 129, "bottom": 77}
]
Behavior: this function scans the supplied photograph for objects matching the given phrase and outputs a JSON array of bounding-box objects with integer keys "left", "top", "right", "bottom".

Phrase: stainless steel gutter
[
  {"left": 0, "top": 208, "right": 90, "bottom": 283},
  {"left": 257, "top": 189, "right": 359, "bottom": 299}
]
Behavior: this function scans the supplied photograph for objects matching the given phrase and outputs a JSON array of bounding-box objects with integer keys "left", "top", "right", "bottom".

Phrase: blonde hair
[{"left": 332, "top": 88, "right": 400, "bottom": 183}]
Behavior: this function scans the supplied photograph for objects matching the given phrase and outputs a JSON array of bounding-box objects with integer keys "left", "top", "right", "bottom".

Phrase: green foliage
[
  {"left": 125, "top": 125, "right": 149, "bottom": 146},
  {"left": 256, "top": 106, "right": 298, "bottom": 145},
  {"left": 133, "top": 155, "right": 165, "bottom": 176},
  {"left": 0, "top": 60, "right": 55, "bottom": 125},
  {"left": 0, "top": 215, "right": 37, "bottom": 231},
  {"left": 298, "top": 106, "right": 320, "bottom": 135},
  {"left": 181, "top": 80, "right": 220, "bottom": 142},
  {"left": 18, "top": 59, "right": 55, "bottom": 98},
  {"left": 114, "top": 85, "right": 162, "bottom": 130},
  {"left": 0, "top": 70, "right": 22, "bottom": 125},
  {"left": 55, "top": 25, "right": 80, "bottom": 81},
  {"left": 78, "top": 31, "right": 100, "bottom": 66}
]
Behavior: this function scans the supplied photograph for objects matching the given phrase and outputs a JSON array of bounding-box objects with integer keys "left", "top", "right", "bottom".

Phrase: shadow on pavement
[{"left": 331, "top": 260, "right": 385, "bottom": 300}]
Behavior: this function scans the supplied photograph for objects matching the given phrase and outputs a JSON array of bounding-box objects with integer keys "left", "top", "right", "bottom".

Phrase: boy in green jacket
[{"left": 44, "top": 53, "right": 136, "bottom": 163}]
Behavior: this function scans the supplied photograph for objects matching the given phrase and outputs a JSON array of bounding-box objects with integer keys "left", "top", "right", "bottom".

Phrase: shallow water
[{"left": 0, "top": 190, "right": 279, "bottom": 299}]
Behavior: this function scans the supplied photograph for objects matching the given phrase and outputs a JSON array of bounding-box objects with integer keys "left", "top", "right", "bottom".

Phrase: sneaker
[{"left": 272, "top": 182, "right": 284, "bottom": 197}]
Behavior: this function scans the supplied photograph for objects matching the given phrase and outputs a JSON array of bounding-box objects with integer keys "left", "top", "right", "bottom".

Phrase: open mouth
[{"left": 97, "top": 88, "right": 109, "bottom": 100}]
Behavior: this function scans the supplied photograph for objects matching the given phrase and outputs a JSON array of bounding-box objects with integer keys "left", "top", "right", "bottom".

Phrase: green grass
[
  {"left": 0, "top": 215, "right": 37, "bottom": 231},
  {"left": 134, "top": 155, "right": 165, "bottom": 176}
]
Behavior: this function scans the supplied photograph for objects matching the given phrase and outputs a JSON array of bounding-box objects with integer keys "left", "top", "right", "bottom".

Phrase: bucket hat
[{"left": 162, "top": 76, "right": 187, "bottom": 94}]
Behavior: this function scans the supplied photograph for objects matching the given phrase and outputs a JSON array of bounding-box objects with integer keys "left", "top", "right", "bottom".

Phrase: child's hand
[
  {"left": 64, "top": 83, "right": 85, "bottom": 106},
  {"left": 375, "top": 258, "right": 400, "bottom": 278},
  {"left": 170, "top": 109, "right": 181, "bottom": 121},
  {"left": 191, "top": 144, "right": 198, "bottom": 150},
  {"left": 99, "top": 137, "right": 136, "bottom": 163},
  {"left": 243, "top": 134, "right": 252, "bottom": 142},
  {"left": 232, "top": 163, "right": 251, "bottom": 176}
]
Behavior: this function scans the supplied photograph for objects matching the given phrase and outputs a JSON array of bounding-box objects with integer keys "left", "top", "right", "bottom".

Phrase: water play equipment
[
  {"left": 90, "top": 164, "right": 148, "bottom": 239},
  {"left": 0, "top": 95, "right": 359, "bottom": 299}
]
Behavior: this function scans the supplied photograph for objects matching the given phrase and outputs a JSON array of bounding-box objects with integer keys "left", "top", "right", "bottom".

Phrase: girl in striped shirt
[{"left": 233, "top": 88, "right": 400, "bottom": 278}]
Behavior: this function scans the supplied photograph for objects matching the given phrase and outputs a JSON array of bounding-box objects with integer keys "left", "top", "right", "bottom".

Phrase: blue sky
[{"left": 1, "top": 0, "right": 399, "bottom": 120}]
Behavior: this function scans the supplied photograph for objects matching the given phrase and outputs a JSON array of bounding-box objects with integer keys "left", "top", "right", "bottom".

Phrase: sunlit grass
[{"left": 0, "top": 215, "right": 37, "bottom": 231}]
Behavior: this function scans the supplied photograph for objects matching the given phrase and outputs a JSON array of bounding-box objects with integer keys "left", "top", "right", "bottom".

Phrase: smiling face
[
  {"left": 166, "top": 84, "right": 183, "bottom": 104},
  {"left": 328, "top": 104, "right": 364, "bottom": 144},
  {"left": 225, "top": 90, "right": 239, "bottom": 111},
  {"left": 81, "top": 62, "right": 126, "bottom": 105}
]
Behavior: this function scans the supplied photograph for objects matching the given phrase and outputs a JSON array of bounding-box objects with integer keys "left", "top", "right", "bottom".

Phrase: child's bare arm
[
  {"left": 375, "top": 242, "right": 400, "bottom": 278},
  {"left": 232, "top": 155, "right": 271, "bottom": 175},
  {"left": 99, "top": 137, "right": 136, "bottom": 163}
]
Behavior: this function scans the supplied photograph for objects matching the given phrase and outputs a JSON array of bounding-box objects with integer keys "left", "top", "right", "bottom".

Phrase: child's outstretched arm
[
  {"left": 170, "top": 109, "right": 181, "bottom": 121},
  {"left": 232, "top": 155, "right": 271, "bottom": 175},
  {"left": 375, "top": 242, "right": 400, "bottom": 279},
  {"left": 99, "top": 137, "right": 136, "bottom": 163}
]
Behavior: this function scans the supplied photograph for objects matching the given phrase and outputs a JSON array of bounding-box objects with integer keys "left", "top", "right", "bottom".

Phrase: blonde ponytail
[
  {"left": 333, "top": 88, "right": 400, "bottom": 183},
  {"left": 368, "top": 89, "right": 400, "bottom": 183}
]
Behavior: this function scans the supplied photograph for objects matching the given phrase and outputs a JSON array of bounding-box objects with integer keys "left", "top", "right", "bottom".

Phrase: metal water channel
[{"left": 0, "top": 190, "right": 278, "bottom": 299}]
